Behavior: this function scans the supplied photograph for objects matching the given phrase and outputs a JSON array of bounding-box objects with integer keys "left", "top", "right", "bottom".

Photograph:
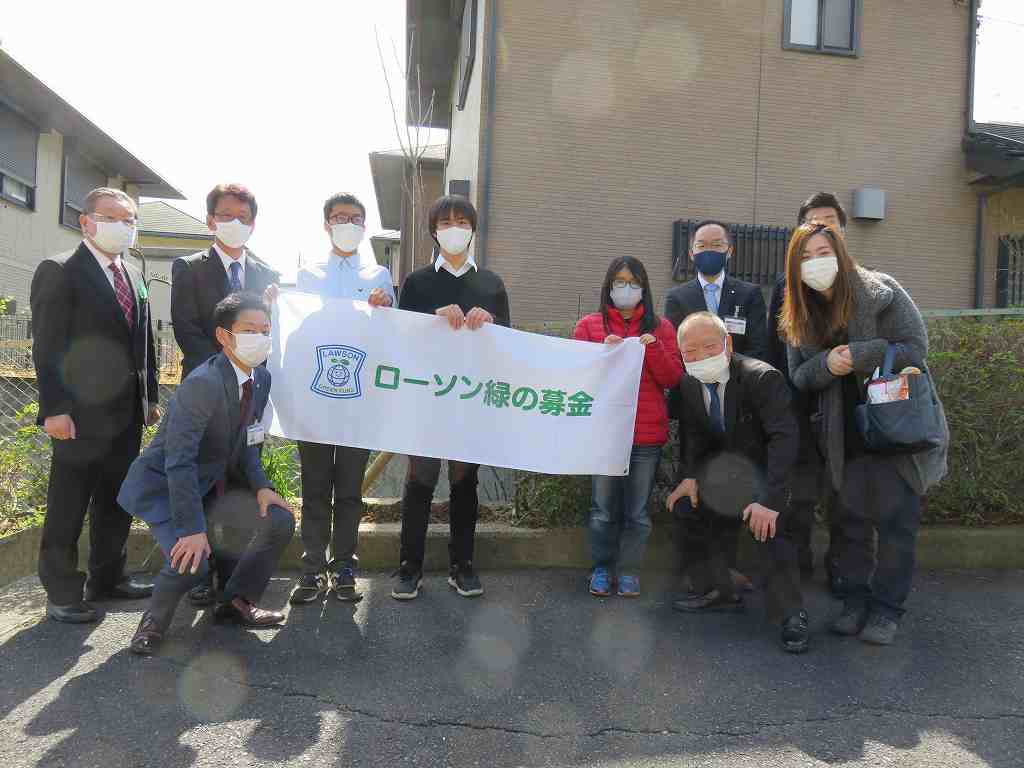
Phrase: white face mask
[
  {"left": 610, "top": 284, "right": 643, "bottom": 310},
  {"left": 214, "top": 219, "right": 254, "bottom": 249},
  {"left": 801, "top": 256, "right": 839, "bottom": 292},
  {"left": 330, "top": 222, "right": 365, "bottom": 253},
  {"left": 90, "top": 219, "right": 136, "bottom": 254},
  {"left": 685, "top": 349, "right": 730, "bottom": 385},
  {"left": 229, "top": 331, "right": 272, "bottom": 367},
  {"left": 436, "top": 226, "right": 473, "bottom": 255}
]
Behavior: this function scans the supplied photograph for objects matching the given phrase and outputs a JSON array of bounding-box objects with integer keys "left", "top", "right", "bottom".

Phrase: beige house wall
[{"left": 478, "top": 0, "right": 976, "bottom": 323}]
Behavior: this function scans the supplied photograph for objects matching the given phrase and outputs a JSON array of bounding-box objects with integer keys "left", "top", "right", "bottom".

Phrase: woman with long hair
[
  {"left": 573, "top": 257, "right": 683, "bottom": 597},
  {"left": 780, "top": 223, "right": 948, "bottom": 645}
]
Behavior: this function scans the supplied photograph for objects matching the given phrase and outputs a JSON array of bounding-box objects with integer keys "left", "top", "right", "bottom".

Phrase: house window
[
  {"left": 783, "top": 0, "right": 861, "bottom": 57},
  {"left": 0, "top": 103, "right": 39, "bottom": 210},
  {"left": 456, "top": 0, "right": 477, "bottom": 111},
  {"left": 61, "top": 149, "right": 107, "bottom": 229}
]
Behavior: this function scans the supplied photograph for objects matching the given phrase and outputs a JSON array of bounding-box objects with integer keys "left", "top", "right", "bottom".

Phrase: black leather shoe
[
  {"left": 188, "top": 584, "right": 217, "bottom": 607},
  {"left": 130, "top": 613, "right": 165, "bottom": 656},
  {"left": 672, "top": 589, "right": 744, "bottom": 613},
  {"left": 214, "top": 598, "right": 286, "bottom": 628},
  {"left": 781, "top": 610, "right": 810, "bottom": 654},
  {"left": 87, "top": 577, "right": 153, "bottom": 602},
  {"left": 46, "top": 601, "right": 99, "bottom": 624}
]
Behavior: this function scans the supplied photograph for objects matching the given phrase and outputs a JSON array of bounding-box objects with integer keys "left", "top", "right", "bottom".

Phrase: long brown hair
[{"left": 779, "top": 223, "right": 857, "bottom": 348}]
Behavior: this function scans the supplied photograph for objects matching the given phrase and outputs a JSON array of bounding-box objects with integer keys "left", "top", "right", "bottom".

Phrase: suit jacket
[
  {"left": 171, "top": 248, "right": 280, "bottom": 379},
  {"left": 663, "top": 276, "right": 770, "bottom": 362},
  {"left": 676, "top": 354, "right": 798, "bottom": 515},
  {"left": 30, "top": 243, "right": 158, "bottom": 450},
  {"left": 117, "top": 353, "right": 272, "bottom": 538}
]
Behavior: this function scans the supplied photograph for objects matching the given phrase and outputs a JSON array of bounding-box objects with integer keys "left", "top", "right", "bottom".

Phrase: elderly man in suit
[
  {"left": 171, "top": 183, "right": 280, "bottom": 380},
  {"left": 666, "top": 312, "right": 807, "bottom": 653},
  {"left": 30, "top": 187, "right": 158, "bottom": 623},
  {"left": 121, "top": 292, "right": 295, "bottom": 655}
]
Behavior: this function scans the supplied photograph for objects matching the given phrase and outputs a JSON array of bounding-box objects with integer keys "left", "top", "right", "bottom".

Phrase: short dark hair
[
  {"left": 690, "top": 219, "right": 733, "bottom": 249},
  {"left": 797, "top": 192, "right": 847, "bottom": 229},
  {"left": 323, "top": 192, "right": 366, "bottom": 222},
  {"left": 214, "top": 292, "right": 270, "bottom": 331},
  {"left": 207, "top": 183, "right": 258, "bottom": 219},
  {"left": 428, "top": 195, "right": 478, "bottom": 236}
]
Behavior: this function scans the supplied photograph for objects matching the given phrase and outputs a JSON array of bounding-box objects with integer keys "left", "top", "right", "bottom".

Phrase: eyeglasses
[
  {"left": 213, "top": 212, "right": 254, "bottom": 225},
  {"left": 89, "top": 213, "right": 137, "bottom": 226},
  {"left": 612, "top": 280, "right": 642, "bottom": 290},
  {"left": 327, "top": 214, "right": 365, "bottom": 226}
]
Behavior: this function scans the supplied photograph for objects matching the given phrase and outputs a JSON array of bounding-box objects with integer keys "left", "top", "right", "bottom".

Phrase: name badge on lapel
[
  {"left": 724, "top": 306, "right": 747, "bottom": 336},
  {"left": 247, "top": 424, "right": 266, "bottom": 446}
]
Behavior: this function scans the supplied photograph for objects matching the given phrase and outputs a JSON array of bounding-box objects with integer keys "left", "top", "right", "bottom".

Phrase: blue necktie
[
  {"left": 705, "top": 383, "right": 725, "bottom": 434},
  {"left": 228, "top": 261, "right": 243, "bottom": 293},
  {"left": 704, "top": 283, "right": 720, "bottom": 315}
]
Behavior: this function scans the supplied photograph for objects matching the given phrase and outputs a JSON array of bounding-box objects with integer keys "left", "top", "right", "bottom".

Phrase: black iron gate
[
  {"left": 672, "top": 220, "right": 793, "bottom": 286},
  {"left": 996, "top": 233, "right": 1024, "bottom": 308}
]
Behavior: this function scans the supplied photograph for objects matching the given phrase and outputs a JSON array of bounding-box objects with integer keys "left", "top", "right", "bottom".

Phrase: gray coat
[{"left": 787, "top": 268, "right": 949, "bottom": 495}]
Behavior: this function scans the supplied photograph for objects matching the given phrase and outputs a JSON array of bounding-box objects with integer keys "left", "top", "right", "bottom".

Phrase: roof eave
[{"left": 406, "top": 0, "right": 460, "bottom": 130}]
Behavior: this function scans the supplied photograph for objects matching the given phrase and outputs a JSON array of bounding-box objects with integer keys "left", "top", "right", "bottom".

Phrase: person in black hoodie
[{"left": 391, "top": 195, "right": 510, "bottom": 601}]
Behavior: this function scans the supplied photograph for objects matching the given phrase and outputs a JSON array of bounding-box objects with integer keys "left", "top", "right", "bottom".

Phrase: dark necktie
[
  {"left": 705, "top": 382, "right": 725, "bottom": 434},
  {"left": 215, "top": 378, "right": 254, "bottom": 499},
  {"left": 228, "top": 261, "right": 243, "bottom": 293},
  {"left": 108, "top": 263, "right": 135, "bottom": 327}
]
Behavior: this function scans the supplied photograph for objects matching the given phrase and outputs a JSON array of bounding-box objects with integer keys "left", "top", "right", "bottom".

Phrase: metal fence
[
  {"left": 996, "top": 233, "right": 1024, "bottom": 308},
  {"left": 672, "top": 219, "right": 793, "bottom": 286}
]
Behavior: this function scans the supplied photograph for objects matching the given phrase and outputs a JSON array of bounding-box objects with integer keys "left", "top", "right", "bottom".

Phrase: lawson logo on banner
[
  {"left": 311, "top": 345, "right": 366, "bottom": 399},
  {"left": 266, "top": 291, "right": 645, "bottom": 476}
]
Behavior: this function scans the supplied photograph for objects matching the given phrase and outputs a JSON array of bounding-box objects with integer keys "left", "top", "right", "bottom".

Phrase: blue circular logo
[{"left": 327, "top": 364, "right": 350, "bottom": 388}]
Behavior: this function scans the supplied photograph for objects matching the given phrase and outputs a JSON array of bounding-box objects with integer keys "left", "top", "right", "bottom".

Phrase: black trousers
[
  {"left": 399, "top": 457, "right": 479, "bottom": 569},
  {"left": 38, "top": 424, "right": 141, "bottom": 604},
  {"left": 674, "top": 497, "right": 804, "bottom": 620},
  {"left": 837, "top": 455, "right": 921, "bottom": 619},
  {"left": 296, "top": 441, "right": 370, "bottom": 573}
]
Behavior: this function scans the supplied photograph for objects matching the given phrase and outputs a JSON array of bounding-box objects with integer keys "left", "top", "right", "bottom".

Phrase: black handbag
[{"left": 855, "top": 344, "right": 945, "bottom": 455}]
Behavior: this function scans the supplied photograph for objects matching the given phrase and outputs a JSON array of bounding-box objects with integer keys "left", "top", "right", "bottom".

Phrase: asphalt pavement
[{"left": 2, "top": 569, "right": 1023, "bottom": 767}]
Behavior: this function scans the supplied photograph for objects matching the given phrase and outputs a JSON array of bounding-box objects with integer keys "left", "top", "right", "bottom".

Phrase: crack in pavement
[{"left": 141, "top": 655, "right": 1024, "bottom": 743}]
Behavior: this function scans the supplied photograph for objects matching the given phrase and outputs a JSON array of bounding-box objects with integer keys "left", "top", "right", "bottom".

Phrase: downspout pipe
[
  {"left": 476, "top": 0, "right": 498, "bottom": 269},
  {"left": 968, "top": 0, "right": 983, "bottom": 307}
]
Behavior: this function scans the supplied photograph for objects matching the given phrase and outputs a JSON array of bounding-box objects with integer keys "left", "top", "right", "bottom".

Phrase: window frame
[
  {"left": 782, "top": 0, "right": 863, "bottom": 58},
  {"left": 59, "top": 147, "right": 108, "bottom": 232},
  {"left": 0, "top": 172, "right": 35, "bottom": 211},
  {"left": 456, "top": 0, "right": 478, "bottom": 111}
]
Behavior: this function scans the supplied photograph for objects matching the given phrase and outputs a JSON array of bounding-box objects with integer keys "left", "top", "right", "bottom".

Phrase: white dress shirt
[
  {"left": 214, "top": 243, "right": 246, "bottom": 287},
  {"left": 296, "top": 249, "right": 396, "bottom": 303},
  {"left": 227, "top": 355, "right": 253, "bottom": 398},
  {"left": 699, "top": 366, "right": 730, "bottom": 424},
  {"left": 435, "top": 253, "right": 477, "bottom": 278},
  {"left": 697, "top": 270, "right": 726, "bottom": 314},
  {"left": 82, "top": 238, "right": 127, "bottom": 294}
]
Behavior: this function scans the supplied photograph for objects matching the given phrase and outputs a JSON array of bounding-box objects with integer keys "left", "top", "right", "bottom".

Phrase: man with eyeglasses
[
  {"left": 30, "top": 187, "right": 159, "bottom": 623},
  {"left": 170, "top": 183, "right": 280, "bottom": 608},
  {"left": 288, "top": 192, "right": 395, "bottom": 605}
]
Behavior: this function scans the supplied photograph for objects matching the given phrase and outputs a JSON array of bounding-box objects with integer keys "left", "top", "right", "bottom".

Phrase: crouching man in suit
[
  {"left": 120, "top": 292, "right": 295, "bottom": 655},
  {"left": 666, "top": 312, "right": 808, "bottom": 653}
]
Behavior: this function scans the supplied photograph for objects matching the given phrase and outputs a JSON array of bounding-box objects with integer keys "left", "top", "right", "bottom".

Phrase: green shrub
[
  {"left": 261, "top": 438, "right": 301, "bottom": 502},
  {"left": 512, "top": 472, "right": 589, "bottom": 528},
  {"left": 0, "top": 404, "right": 50, "bottom": 537}
]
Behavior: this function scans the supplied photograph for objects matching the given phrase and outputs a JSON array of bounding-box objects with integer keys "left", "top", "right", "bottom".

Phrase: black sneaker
[
  {"left": 448, "top": 562, "right": 483, "bottom": 597},
  {"left": 780, "top": 610, "right": 810, "bottom": 654},
  {"left": 289, "top": 574, "right": 327, "bottom": 605},
  {"left": 391, "top": 563, "right": 423, "bottom": 600},
  {"left": 332, "top": 566, "right": 362, "bottom": 603},
  {"left": 828, "top": 602, "right": 869, "bottom": 636},
  {"left": 672, "top": 589, "right": 744, "bottom": 613}
]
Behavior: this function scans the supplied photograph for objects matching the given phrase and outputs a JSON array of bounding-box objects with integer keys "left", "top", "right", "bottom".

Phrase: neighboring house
[
  {"left": 374, "top": 0, "right": 994, "bottom": 321},
  {"left": 370, "top": 230, "right": 402, "bottom": 290},
  {"left": 369, "top": 144, "right": 445, "bottom": 282},
  {"left": 963, "top": 121, "right": 1024, "bottom": 308},
  {"left": 136, "top": 200, "right": 215, "bottom": 329},
  {"left": 0, "top": 48, "right": 183, "bottom": 314}
]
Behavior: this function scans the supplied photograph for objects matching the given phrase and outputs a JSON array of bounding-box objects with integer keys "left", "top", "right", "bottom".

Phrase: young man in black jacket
[
  {"left": 667, "top": 312, "right": 808, "bottom": 653},
  {"left": 392, "top": 195, "right": 510, "bottom": 600}
]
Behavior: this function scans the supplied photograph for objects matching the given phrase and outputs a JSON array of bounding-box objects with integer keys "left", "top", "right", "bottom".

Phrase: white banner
[{"left": 266, "top": 291, "right": 644, "bottom": 475}]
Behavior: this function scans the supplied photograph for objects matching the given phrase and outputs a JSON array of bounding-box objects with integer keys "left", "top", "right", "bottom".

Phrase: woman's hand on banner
[
  {"left": 437, "top": 305, "right": 466, "bottom": 330},
  {"left": 604, "top": 334, "right": 623, "bottom": 345},
  {"left": 465, "top": 307, "right": 494, "bottom": 330},
  {"left": 638, "top": 334, "right": 656, "bottom": 346}
]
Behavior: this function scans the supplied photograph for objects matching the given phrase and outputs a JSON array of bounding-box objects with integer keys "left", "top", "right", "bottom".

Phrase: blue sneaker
[
  {"left": 589, "top": 567, "right": 612, "bottom": 597},
  {"left": 618, "top": 575, "right": 640, "bottom": 597}
]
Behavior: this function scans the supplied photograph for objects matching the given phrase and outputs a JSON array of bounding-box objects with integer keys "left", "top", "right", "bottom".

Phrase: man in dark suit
[
  {"left": 666, "top": 312, "right": 807, "bottom": 653},
  {"left": 120, "top": 292, "right": 295, "bottom": 655},
  {"left": 663, "top": 219, "right": 770, "bottom": 362},
  {"left": 30, "top": 187, "right": 158, "bottom": 623},
  {"left": 171, "top": 183, "right": 280, "bottom": 380},
  {"left": 766, "top": 192, "right": 849, "bottom": 593},
  {"left": 171, "top": 183, "right": 280, "bottom": 605}
]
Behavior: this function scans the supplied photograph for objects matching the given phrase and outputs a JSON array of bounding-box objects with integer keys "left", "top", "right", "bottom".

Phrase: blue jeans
[{"left": 588, "top": 445, "right": 661, "bottom": 573}]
